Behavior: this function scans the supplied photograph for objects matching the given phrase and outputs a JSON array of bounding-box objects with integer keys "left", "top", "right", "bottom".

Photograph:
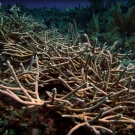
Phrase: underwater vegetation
[
  {"left": 84, "top": 1, "right": 135, "bottom": 60},
  {"left": 0, "top": 1, "right": 135, "bottom": 135}
]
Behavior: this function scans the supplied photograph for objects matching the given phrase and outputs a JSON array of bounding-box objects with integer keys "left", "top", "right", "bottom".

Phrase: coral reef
[{"left": 0, "top": 4, "right": 135, "bottom": 135}]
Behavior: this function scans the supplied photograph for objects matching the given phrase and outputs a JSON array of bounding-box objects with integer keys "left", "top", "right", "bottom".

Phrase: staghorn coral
[{"left": 0, "top": 4, "right": 135, "bottom": 135}]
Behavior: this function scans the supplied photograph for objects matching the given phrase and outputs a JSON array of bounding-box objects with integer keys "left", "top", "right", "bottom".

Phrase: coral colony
[{"left": 0, "top": 2, "right": 135, "bottom": 135}]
